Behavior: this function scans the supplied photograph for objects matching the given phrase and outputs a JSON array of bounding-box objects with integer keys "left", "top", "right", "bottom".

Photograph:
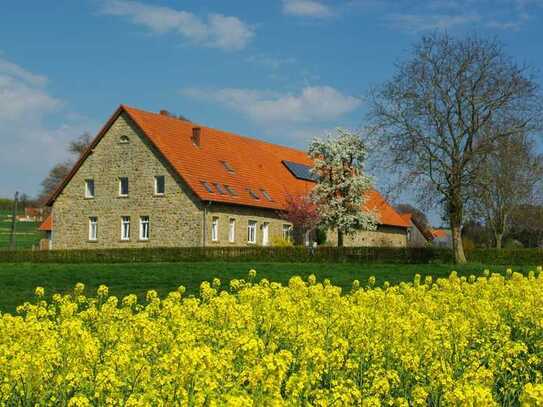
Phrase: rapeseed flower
[{"left": 0, "top": 268, "right": 541, "bottom": 405}]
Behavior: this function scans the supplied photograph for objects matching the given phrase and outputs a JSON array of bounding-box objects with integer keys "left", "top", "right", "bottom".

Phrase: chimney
[
  {"left": 192, "top": 127, "right": 201, "bottom": 147},
  {"left": 159, "top": 109, "right": 170, "bottom": 116}
]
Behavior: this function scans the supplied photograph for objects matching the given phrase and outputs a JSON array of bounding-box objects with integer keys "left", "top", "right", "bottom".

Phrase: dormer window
[
  {"left": 119, "top": 135, "right": 130, "bottom": 144},
  {"left": 221, "top": 160, "right": 235, "bottom": 174},
  {"left": 214, "top": 183, "right": 226, "bottom": 195},
  {"left": 260, "top": 189, "right": 273, "bottom": 201},
  {"left": 247, "top": 188, "right": 259, "bottom": 200},
  {"left": 201, "top": 181, "right": 213, "bottom": 193},
  {"left": 224, "top": 185, "right": 237, "bottom": 196}
]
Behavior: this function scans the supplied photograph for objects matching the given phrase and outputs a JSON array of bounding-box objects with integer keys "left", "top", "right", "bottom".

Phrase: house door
[{"left": 262, "top": 223, "right": 269, "bottom": 246}]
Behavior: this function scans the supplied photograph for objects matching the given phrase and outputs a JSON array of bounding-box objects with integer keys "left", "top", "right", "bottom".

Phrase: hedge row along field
[
  {"left": 1, "top": 246, "right": 543, "bottom": 264},
  {"left": 2, "top": 269, "right": 543, "bottom": 406}
]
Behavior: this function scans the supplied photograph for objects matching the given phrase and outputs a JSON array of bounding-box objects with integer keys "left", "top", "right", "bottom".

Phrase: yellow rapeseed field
[{"left": 1, "top": 268, "right": 543, "bottom": 406}]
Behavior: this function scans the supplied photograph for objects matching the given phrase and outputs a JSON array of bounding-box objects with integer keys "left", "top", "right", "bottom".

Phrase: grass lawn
[
  {"left": 0, "top": 261, "right": 537, "bottom": 314},
  {"left": 0, "top": 210, "right": 43, "bottom": 250}
]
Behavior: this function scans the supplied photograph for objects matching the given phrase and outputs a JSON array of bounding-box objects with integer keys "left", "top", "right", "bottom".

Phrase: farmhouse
[{"left": 44, "top": 105, "right": 409, "bottom": 250}]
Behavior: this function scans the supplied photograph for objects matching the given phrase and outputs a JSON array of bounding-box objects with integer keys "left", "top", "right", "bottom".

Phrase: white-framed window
[
  {"left": 247, "top": 220, "right": 257, "bottom": 244},
  {"left": 121, "top": 216, "right": 130, "bottom": 241},
  {"left": 119, "top": 177, "right": 129, "bottom": 197},
  {"left": 139, "top": 216, "right": 149, "bottom": 240},
  {"left": 228, "top": 218, "right": 236, "bottom": 242},
  {"left": 119, "top": 135, "right": 130, "bottom": 144},
  {"left": 154, "top": 176, "right": 165, "bottom": 195},
  {"left": 89, "top": 217, "right": 97, "bottom": 241},
  {"left": 211, "top": 216, "right": 219, "bottom": 242},
  {"left": 85, "top": 179, "right": 95, "bottom": 198},
  {"left": 282, "top": 224, "right": 292, "bottom": 241},
  {"left": 262, "top": 222, "right": 269, "bottom": 246}
]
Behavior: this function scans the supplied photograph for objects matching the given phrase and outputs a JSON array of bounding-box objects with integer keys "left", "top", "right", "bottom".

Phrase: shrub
[
  {"left": 271, "top": 237, "right": 293, "bottom": 247},
  {"left": 462, "top": 237, "right": 476, "bottom": 251}
]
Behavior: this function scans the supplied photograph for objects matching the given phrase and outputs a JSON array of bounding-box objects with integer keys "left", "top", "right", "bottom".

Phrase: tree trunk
[
  {"left": 495, "top": 232, "right": 503, "bottom": 249},
  {"left": 337, "top": 229, "right": 344, "bottom": 247},
  {"left": 449, "top": 190, "right": 467, "bottom": 264},
  {"left": 450, "top": 223, "right": 466, "bottom": 264}
]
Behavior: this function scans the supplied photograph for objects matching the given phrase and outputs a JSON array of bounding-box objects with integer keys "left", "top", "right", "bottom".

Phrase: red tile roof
[
  {"left": 39, "top": 214, "right": 52, "bottom": 231},
  {"left": 432, "top": 229, "right": 448, "bottom": 238},
  {"left": 48, "top": 105, "right": 410, "bottom": 228},
  {"left": 399, "top": 213, "right": 413, "bottom": 225}
]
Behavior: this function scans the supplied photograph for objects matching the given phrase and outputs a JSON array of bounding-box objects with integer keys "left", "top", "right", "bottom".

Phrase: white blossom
[{"left": 308, "top": 128, "right": 378, "bottom": 241}]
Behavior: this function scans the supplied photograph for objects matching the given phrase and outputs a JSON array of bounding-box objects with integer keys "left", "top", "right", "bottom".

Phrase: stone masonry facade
[
  {"left": 326, "top": 226, "right": 408, "bottom": 248},
  {"left": 51, "top": 113, "right": 293, "bottom": 249}
]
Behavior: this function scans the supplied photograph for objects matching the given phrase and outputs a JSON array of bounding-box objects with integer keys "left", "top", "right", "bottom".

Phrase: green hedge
[
  {"left": 0, "top": 246, "right": 452, "bottom": 264},
  {"left": 467, "top": 248, "right": 543, "bottom": 265},
  {"left": 0, "top": 246, "right": 540, "bottom": 265}
]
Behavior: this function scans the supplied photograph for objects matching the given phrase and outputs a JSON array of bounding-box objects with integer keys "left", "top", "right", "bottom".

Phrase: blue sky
[{"left": 1, "top": 0, "right": 543, "bottom": 211}]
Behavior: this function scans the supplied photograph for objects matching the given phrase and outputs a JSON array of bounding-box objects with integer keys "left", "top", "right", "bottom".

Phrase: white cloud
[
  {"left": 0, "top": 55, "right": 94, "bottom": 197},
  {"left": 182, "top": 86, "right": 361, "bottom": 124},
  {"left": 386, "top": 13, "right": 480, "bottom": 32},
  {"left": 0, "top": 56, "right": 60, "bottom": 123},
  {"left": 282, "top": 0, "right": 333, "bottom": 17},
  {"left": 0, "top": 58, "right": 48, "bottom": 87},
  {"left": 382, "top": 0, "right": 543, "bottom": 32},
  {"left": 101, "top": 0, "right": 254, "bottom": 51}
]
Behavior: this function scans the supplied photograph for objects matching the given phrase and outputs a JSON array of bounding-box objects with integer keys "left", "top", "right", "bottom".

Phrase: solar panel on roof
[{"left": 282, "top": 160, "right": 318, "bottom": 182}]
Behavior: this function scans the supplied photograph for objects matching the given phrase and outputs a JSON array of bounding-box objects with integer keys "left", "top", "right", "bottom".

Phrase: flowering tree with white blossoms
[{"left": 308, "top": 129, "right": 378, "bottom": 247}]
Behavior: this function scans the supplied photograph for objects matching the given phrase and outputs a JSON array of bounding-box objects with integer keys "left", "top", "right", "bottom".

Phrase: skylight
[
  {"left": 247, "top": 188, "right": 260, "bottom": 200},
  {"left": 260, "top": 189, "right": 273, "bottom": 201},
  {"left": 221, "top": 160, "right": 235, "bottom": 174},
  {"left": 201, "top": 181, "right": 213, "bottom": 193},
  {"left": 214, "top": 183, "right": 226, "bottom": 195},
  {"left": 224, "top": 185, "right": 237, "bottom": 196}
]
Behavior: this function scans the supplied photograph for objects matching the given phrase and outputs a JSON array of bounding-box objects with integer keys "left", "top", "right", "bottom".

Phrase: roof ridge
[{"left": 122, "top": 104, "right": 309, "bottom": 158}]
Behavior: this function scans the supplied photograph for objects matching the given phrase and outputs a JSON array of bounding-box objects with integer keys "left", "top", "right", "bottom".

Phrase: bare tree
[
  {"left": 38, "top": 162, "right": 72, "bottom": 203},
  {"left": 68, "top": 132, "right": 92, "bottom": 157},
  {"left": 470, "top": 133, "right": 543, "bottom": 248},
  {"left": 368, "top": 33, "right": 542, "bottom": 263},
  {"left": 509, "top": 204, "right": 543, "bottom": 248},
  {"left": 38, "top": 132, "right": 93, "bottom": 203}
]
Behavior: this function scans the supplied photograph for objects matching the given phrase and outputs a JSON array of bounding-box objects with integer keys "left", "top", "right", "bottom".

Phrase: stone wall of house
[
  {"left": 204, "top": 203, "right": 292, "bottom": 246},
  {"left": 407, "top": 224, "right": 428, "bottom": 248},
  {"left": 326, "top": 225, "right": 408, "bottom": 247},
  {"left": 52, "top": 113, "right": 204, "bottom": 249}
]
